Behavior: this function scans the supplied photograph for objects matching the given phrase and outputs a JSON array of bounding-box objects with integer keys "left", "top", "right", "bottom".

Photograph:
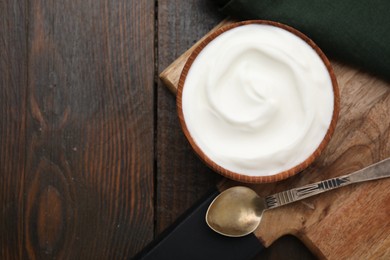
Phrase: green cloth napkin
[{"left": 212, "top": 0, "right": 390, "bottom": 81}]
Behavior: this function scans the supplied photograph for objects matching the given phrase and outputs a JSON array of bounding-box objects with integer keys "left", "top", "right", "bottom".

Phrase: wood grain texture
[
  {"left": 160, "top": 20, "right": 390, "bottom": 260},
  {"left": 156, "top": 0, "right": 223, "bottom": 233},
  {"left": 0, "top": 1, "right": 27, "bottom": 259},
  {"left": 1, "top": 0, "right": 155, "bottom": 258},
  {"left": 5, "top": 0, "right": 387, "bottom": 258}
]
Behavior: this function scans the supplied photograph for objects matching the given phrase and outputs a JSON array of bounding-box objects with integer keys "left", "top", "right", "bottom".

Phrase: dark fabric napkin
[{"left": 213, "top": 0, "right": 390, "bottom": 81}]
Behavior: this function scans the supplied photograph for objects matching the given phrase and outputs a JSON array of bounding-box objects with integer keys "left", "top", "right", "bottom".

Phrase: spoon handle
[{"left": 265, "top": 157, "right": 390, "bottom": 209}]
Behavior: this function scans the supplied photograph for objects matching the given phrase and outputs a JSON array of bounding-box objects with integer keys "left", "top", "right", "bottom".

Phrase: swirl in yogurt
[{"left": 182, "top": 24, "right": 334, "bottom": 176}]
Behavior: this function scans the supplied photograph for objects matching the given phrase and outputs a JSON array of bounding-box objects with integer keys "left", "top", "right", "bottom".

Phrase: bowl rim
[{"left": 176, "top": 20, "right": 340, "bottom": 183}]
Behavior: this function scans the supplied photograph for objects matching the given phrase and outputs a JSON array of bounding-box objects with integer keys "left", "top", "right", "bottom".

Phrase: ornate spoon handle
[{"left": 265, "top": 158, "right": 390, "bottom": 209}]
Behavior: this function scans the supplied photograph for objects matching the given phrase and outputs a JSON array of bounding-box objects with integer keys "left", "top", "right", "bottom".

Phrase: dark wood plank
[
  {"left": 156, "top": 0, "right": 224, "bottom": 233},
  {"left": 0, "top": 1, "right": 27, "bottom": 259},
  {"left": 25, "top": 0, "right": 155, "bottom": 258}
]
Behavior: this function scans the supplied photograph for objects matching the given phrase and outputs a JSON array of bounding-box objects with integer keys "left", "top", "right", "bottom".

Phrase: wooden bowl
[{"left": 177, "top": 20, "right": 340, "bottom": 183}]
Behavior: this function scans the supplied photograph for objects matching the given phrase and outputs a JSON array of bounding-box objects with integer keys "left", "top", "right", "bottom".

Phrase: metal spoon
[{"left": 206, "top": 157, "right": 390, "bottom": 237}]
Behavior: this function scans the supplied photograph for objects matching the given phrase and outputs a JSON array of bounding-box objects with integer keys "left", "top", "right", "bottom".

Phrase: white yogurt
[{"left": 182, "top": 24, "right": 334, "bottom": 176}]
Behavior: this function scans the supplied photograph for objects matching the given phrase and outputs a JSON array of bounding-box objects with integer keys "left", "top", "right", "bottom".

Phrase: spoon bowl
[{"left": 206, "top": 186, "right": 266, "bottom": 237}]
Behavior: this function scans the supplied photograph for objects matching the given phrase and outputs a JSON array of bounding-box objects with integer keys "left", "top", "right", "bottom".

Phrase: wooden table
[{"left": 1, "top": 1, "right": 316, "bottom": 259}]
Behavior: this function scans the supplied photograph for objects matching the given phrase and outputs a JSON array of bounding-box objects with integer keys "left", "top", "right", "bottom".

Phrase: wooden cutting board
[{"left": 160, "top": 20, "right": 390, "bottom": 260}]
